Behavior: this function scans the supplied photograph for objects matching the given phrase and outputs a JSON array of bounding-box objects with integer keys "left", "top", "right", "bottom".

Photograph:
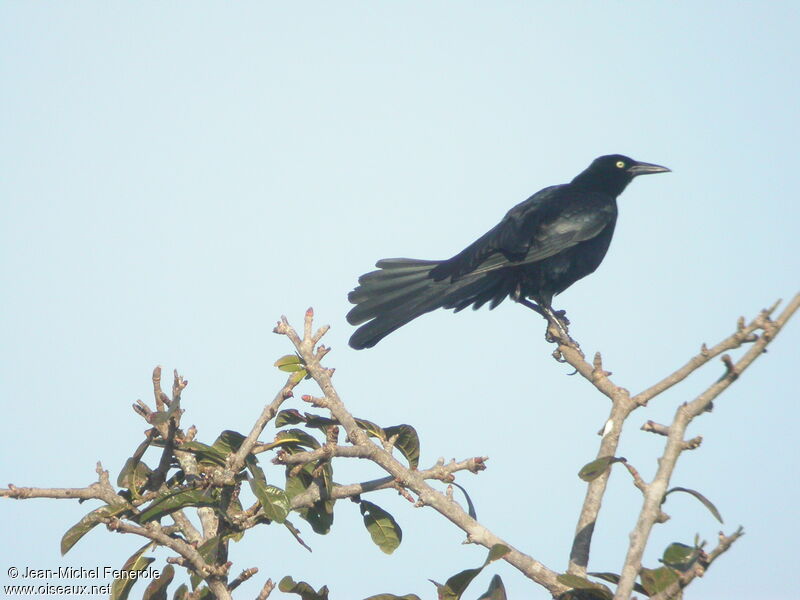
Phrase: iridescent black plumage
[{"left": 347, "top": 154, "right": 670, "bottom": 349}]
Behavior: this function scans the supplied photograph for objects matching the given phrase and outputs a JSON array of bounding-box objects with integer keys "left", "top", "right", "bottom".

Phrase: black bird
[{"left": 347, "top": 154, "right": 670, "bottom": 349}]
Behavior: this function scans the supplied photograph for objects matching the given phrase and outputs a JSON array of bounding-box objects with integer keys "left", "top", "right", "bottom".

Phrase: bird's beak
[{"left": 628, "top": 161, "right": 671, "bottom": 176}]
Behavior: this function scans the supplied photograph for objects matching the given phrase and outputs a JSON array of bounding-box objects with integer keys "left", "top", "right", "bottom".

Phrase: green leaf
[
  {"left": 117, "top": 439, "right": 151, "bottom": 488},
  {"left": 303, "top": 413, "right": 338, "bottom": 430},
  {"left": 176, "top": 441, "right": 227, "bottom": 467},
  {"left": 450, "top": 482, "right": 477, "bottom": 519},
  {"left": 262, "top": 428, "right": 321, "bottom": 451},
  {"left": 285, "top": 473, "right": 310, "bottom": 500},
  {"left": 355, "top": 418, "right": 386, "bottom": 440},
  {"left": 556, "top": 574, "right": 613, "bottom": 600},
  {"left": 383, "top": 425, "right": 420, "bottom": 469},
  {"left": 110, "top": 542, "right": 155, "bottom": 600},
  {"left": 432, "top": 544, "right": 510, "bottom": 600},
  {"left": 578, "top": 456, "right": 621, "bottom": 482},
  {"left": 283, "top": 456, "right": 334, "bottom": 533},
  {"left": 189, "top": 571, "right": 203, "bottom": 592},
  {"left": 246, "top": 454, "right": 266, "bottom": 483},
  {"left": 118, "top": 458, "right": 153, "bottom": 493},
  {"left": 61, "top": 503, "right": 131, "bottom": 555},
  {"left": 211, "top": 430, "right": 246, "bottom": 455},
  {"left": 276, "top": 409, "right": 306, "bottom": 427},
  {"left": 142, "top": 564, "right": 174, "bottom": 600},
  {"left": 360, "top": 501, "right": 402, "bottom": 554},
  {"left": 275, "top": 354, "right": 306, "bottom": 372},
  {"left": 189, "top": 571, "right": 202, "bottom": 591},
  {"left": 278, "top": 576, "right": 329, "bottom": 600},
  {"left": 318, "top": 459, "right": 334, "bottom": 498},
  {"left": 477, "top": 574, "right": 507, "bottom": 600},
  {"left": 587, "top": 572, "right": 648, "bottom": 595},
  {"left": 664, "top": 487, "right": 723, "bottom": 523},
  {"left": 137, "top": 488, "right": 217, "bottom": 523},
  {"left": 587, "top": 572, "right": 620, "bottom": 584},
  {"left": 289, "top": 369, "right": 308, "bottom": 384},
  {"left": 304, "top": 500, "right": 335, "bottom": 534},
  {"left": 485, "top": 544, "right": 510, "bottom": 562},
  {"left": 661, "top": 542, "right": 701, "bottom": 572},
  {"left": 171, "top": 583, "right": 189, "bottom": 600},
  {"left": 249, "top": 478, "right": 290, "bottom": 523},
  {"left": 639, "top": 567, "right": 680, "bottom": 597},
  {"left": 197, "top": 536, "right": 226, "bottom": 564}
]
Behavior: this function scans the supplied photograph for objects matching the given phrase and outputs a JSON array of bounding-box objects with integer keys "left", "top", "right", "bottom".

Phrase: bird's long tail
[
  {"left": 347, "top": 258, "right": 510, "bottom": 349},
  {"left": 347, "top": 258, "right": 445, "bottom": 349}
]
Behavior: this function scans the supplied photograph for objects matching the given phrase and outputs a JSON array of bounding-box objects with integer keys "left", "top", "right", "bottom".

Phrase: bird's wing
[{"left": 432, "top": 187, "right": 616, "bottom": 281}]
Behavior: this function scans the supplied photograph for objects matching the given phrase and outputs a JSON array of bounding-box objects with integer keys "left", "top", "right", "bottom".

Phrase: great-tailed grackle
[{"left": 347, "top": 154, "right": 670, "bottom": 349}]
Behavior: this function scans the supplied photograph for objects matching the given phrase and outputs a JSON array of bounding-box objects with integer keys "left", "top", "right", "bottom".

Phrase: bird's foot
[
  {"left": 544, "top": 319, "right": 571, "bottom": 344},
  {"left": 543, "top": 309, "right": 582, "bottom": 354},
  {"left": 517, "top": 298, "right": 582, "bottom": 354}
]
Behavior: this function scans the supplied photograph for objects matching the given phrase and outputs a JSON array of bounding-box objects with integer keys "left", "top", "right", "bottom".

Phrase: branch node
[
  {"left": 393, "top": 484, "right": 416, "bottom": 503},
  {"left": 591, "top": 352, "right": 611, "bottom": 379},
  {"left": 721, "top": 354, "right": 738, "bottom": 381},
  {"left": 468, "top": 456, "right": 488, "bottom": 473},
  {"left": 301, "top": 394, "right": 329, "bottom": 408},
  {"left": 682, "top": 436, "right": 703, "bottom": 450}
]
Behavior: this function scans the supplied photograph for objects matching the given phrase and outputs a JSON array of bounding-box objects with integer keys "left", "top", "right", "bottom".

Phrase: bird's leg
[
  {"left": 551, "top": 309, "right": 570, "bottom": 327},
  {"left": 517, "top": 297, "right": 548, "bottom": 318},
  {"left": 517, "top": 296, "right": 577, "bottom": 347},
  {"left": 540, "top": 304, "right": 574, "bottom": 344}
]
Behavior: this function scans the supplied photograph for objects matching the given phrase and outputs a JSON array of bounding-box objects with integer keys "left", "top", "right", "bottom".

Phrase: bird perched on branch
[{"left": 347, "top": 154, "right": 670, "bottom": 349}]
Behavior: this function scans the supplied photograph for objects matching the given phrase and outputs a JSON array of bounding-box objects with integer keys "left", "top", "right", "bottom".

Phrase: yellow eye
[{"left": 616, "top": 160, "right": 625, "bottom": 168}]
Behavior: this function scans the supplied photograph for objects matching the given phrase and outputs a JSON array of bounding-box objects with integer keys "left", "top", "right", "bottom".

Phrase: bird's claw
[{"left": 544, "top": 317, "right": 584, "bottom": 357}]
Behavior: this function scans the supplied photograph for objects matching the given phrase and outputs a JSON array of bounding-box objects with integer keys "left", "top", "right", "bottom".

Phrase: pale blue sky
[{"left": 1, "top": 3, "right": 798, "bottom": 600}]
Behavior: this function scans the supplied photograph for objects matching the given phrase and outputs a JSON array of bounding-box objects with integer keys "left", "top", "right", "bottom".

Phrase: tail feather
[
  {"left": 347, "top": 258, "right": 512, "bottom": 349},
  {"left": 348, "top": 293, "right": 445, "bottom": 349},
  {"left": 349, "top": 269, "right": 433, "bottom": 304},
  {"left": 347, "top": 282, "right": 431, "bottom": 325},
  {"left": 375, "top": 258, "right": 441, "bottom": 270},
  {"left": 347, "top": 259, "right": 446, "bottom": 348}
]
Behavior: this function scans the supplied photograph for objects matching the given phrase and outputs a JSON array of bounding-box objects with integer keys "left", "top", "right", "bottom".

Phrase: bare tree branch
[
  {"left": 1, "top": 293, "right": 794, "bottom": 600},
  {"left": 565, "top": 294, "right": 798, "bottom": 578},
  {"left": 274, "top": 308, "right": 569, "bottom": 597},
  {"left": 287, "top": 457, "right": 488, "bottom": 509},
  {"left": 612, "top": 295, "right": 799, "bottom": 600}
]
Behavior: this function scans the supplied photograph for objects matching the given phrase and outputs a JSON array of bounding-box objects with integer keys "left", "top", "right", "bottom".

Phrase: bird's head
[{"left": 572, "top": 154, "right": 671, "bottom": 196}]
